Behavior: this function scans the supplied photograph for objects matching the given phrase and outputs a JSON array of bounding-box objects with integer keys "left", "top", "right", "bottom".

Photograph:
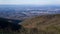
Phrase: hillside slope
[
  {"left": 0, "top": 14, "right": 60, "bottom": 34},
  {"left": 20, "top": 14, "right": 60, "bottom": 34}
]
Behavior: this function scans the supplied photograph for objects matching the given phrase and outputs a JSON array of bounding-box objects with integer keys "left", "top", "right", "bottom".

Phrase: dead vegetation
[{"left": 0, "top": 14, "right": 60, "bottom": 34}]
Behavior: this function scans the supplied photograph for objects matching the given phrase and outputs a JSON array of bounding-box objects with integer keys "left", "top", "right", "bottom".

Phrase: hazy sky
[{"left": 0, "top": 0, "right": 60, "bottom": 5}]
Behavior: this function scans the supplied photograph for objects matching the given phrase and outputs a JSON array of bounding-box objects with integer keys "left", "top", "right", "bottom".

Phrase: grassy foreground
[{"left": 0, "top": 14, "right": 60, "bottom": 34}]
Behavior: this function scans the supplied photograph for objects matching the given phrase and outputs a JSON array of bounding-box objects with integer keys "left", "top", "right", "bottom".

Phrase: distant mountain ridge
[{"left": 0, "top": 5, "right": 60, "bottom": 20}]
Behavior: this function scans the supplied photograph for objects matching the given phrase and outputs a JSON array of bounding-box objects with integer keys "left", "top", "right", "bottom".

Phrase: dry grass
[
  {"left": 0, "top": 14, "right": 60, "bottom": 34},
  {"left": 20, "top": 14, "right": 60, "bottom": 34}
]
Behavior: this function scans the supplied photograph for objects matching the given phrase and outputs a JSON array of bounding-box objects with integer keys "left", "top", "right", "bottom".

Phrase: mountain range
[{"left": 0, "top": 5, "right": 60, "bottom": 20}]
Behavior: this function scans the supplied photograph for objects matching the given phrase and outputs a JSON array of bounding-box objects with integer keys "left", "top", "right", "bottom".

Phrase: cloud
[{"left": 0, "top": 0, "right": 60, "bottom": 5}]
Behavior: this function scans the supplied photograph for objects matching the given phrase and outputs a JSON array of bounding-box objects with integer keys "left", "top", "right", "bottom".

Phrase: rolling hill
[
  {"left": 20, "top": 14, "right": 60, "bottom": 34},
  {"left": 0, "top": 14, "right": 60, "bottom": 34}
]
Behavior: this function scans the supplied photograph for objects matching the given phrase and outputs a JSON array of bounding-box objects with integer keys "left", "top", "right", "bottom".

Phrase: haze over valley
[{"left": 0, "top": 5, "right": 60, "bottom": 20}]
